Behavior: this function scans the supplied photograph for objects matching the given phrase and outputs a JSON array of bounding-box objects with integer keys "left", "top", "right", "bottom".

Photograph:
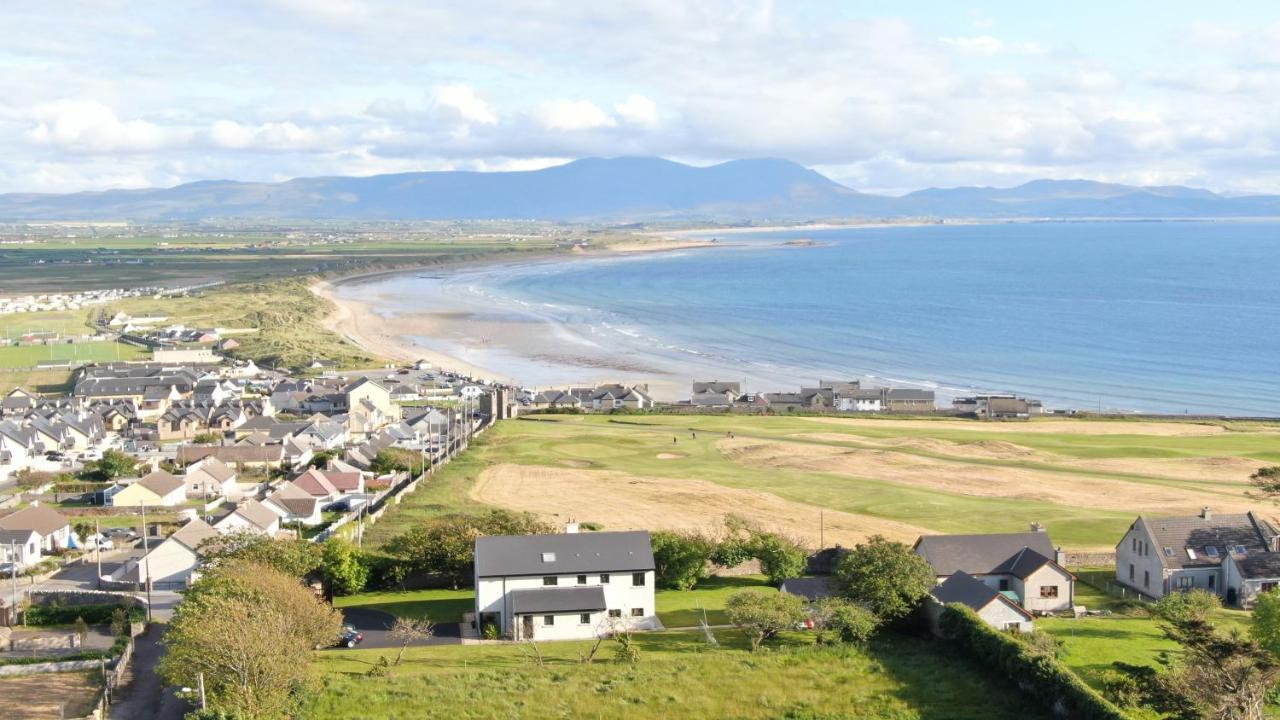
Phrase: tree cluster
[{"left": 388, "top": 509, "right": 552, "bottom": 588}]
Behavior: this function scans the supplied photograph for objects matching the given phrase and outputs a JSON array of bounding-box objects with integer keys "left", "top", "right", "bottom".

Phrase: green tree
[
  {"left": 1153, "top": 588, "right": 1221, "bottom": 625},
  {"left": 389, "top": 510, "right": 552, "bottom": 589},
  {"left": 320, "top": 536, "right": 369, "bottom": 597},
  {"left": 199, "top": 531, "right": 322, "bottom": 579},
  {"left": 724, "top": 589, "right": 808, "bottom": 652},
  {"left": 370, "top": 448, "right": 415, "bottom": 475},
  {"left": 749, "top": 532, "right": 807, "bottom": 586},
  {"left": 160, "top": 561, "right": 342, "bottom": 719},
  {"left": 1251, "top": 590, "right": 1280, "bottom": 657},
  {"left": 650, "top": 531, "right": 715, "bottom": 590},
  {"left": 813, "top": 597, "right": 879, "bottom": 644},
  {"left": 81, "top": 449, "right": 136, "bottom": 481},
  {"left": 1138, "top": 614, "right": 1279, "bottom": 720},
  {"left": 192, "top": 432, "right": 222, "bottom": 444},
  {"left": 307, "top": 450, "right": 337, "bottom": 469},
  {"left": 834, "top": 535, "right": 935, "bottom": 622}
]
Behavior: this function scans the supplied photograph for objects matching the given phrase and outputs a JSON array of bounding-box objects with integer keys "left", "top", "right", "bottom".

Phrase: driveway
[
  {"left": 25, "top": 556, "right": 183, "bottom": 621},
  {"left": 337, "top": 607, "right": 462, "bottom": 649},
  {"left": 108, "top": 625, "right": 190, "bottom": 720}
]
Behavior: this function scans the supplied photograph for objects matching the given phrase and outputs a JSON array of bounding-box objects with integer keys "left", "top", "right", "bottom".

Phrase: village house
[
  {"left": 0, "top": 505, "right": 72, "bottom": 553},
  {"left": 690, "top": 381, "right": 741, "bottom": 407},
  {"left": 883, "top": 388, "right": 936, "bottom": 413},
  {"left": 0, "top": 528, "right": 42, "bottom": 568},
  {"left": 1114, "top": 507, "right": 1280, "bottom": 602},
  {"left": 177, "top": 443, "right": 285, "bottom": 469},
  {"left": 835, "top": 389, "right": 885, "bottom": 412},
  {"left": 117, "top": 518, "right": 219, "bottom": 588},
  {"left": 926, "top": 571, "right": 1036, "bottom": 633},
  {"left": 264, "top": 482, "right": 323, "bottom": 526},
  {"left": 914, "top": 527, "right": 1074, "bottom": 615},
  {"left": 952, "top": 394, "right": 1043, "bottom": 420},
  {"left": 184, "top": 457, "right": 239, "bottom": 500},
  {"left": 111, "top": 470, "right": 187, "bottom": 507},
  {"left": 215, "top": 499, "right": 281, "bottom": 536},
  {"left": 474, "top": 525, "right": 658, "bottom": 641},
  {"left": 589, "top": 384, "right": 653, "bottom": 411}
]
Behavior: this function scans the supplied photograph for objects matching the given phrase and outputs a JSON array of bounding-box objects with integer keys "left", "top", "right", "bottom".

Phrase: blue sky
[{"left": 3, "top": 1, "right": 1280, "bottom": 195}]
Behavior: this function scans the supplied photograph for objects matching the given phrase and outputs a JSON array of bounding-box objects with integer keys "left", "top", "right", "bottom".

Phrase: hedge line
[
  {"left": 25, "top": 602, "right": 144, "bottom": 626},
  {"left": 938, "top": 604, "right": 1129, "bottom": 720}
]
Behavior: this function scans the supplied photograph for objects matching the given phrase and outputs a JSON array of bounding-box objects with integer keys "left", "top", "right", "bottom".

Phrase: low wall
[
  {"left": 0, "top": 657, "right": 105, "bottom": 677},
  {"left": 1062, "top": 552, "right": 1115, "bottom": 567},
  {"left": 10, "top": 633, "right": 80, "bottom": 651}
]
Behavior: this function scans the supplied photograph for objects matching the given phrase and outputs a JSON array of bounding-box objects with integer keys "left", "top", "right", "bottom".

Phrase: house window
[
  {"left": 1132, "top": 538, "right": 1138, "bottom": 552},
  {"left": 1129, "top": 564, "right": 1135, "bottom": 581},
  {"left": 608, "top": 609, "right": 622, "bottom": 618},
  {"left": 1177, "top": 576, "right": 1193, "bottom": 589},
  {"left": 1144, "top": 571, "right": 1150, "bottom": 588},
  {"left": 543, "top": 576, "right": 558, "bottom": 586},
  {"left": 1205, "top": 546, "right": 1219, "bottom": 558},
  {"left": 600, "top": 574, "right": 610, "bottom": 584},
  {"left": 631, "top": 608, "right": 644, "bottom": 617},
  {"left": 998, "top": 579, "right": 1010, "bottom": 591},
  {"left": 1040, "top": 586, "right": 1059, "bottom": 598},
  {"left": 1235, "top": 545, "right": 1248, "bottom": 555},
  {"left": 577, "top": 575, "right": 587, "bottom": 585},
  {"left": 1164, "top": 547, "right": 1173, "bottom": 557},
  {"left": 1186, "top": 548, "right": 1198, "bottom": 560},
  {"left": 632, "top": 572, "right": 645, "bottom": 587},
  {"left": 579, "top": 613, "right": 591, "bottom": 624},
  {"left": 543, "top": 615, "right": 555, "bottom": 626}
]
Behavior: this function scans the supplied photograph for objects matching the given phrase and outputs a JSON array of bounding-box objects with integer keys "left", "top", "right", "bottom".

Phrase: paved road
[
  {"left": 108, "top": 625, "right": 190, "bottom": 720},
  {"left": 338, "top": 607, "right": 462, "bottom": 649},
  {"left": 25, "top": 556, "right": 183, "bottom": 620}
]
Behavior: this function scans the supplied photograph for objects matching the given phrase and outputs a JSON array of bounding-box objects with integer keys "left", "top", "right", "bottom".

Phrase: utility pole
[
  {"left": 140, "top": 504, "right": 152, "bottom": 623},
  {"left": 819, "top": 511, "right": 824, "bottom": 549},
  {"left": 94, "top": 519, "right": 102, "bottom": 589},
  {"left": 9, "top": 541, "right": 17, "bottom": 625}
]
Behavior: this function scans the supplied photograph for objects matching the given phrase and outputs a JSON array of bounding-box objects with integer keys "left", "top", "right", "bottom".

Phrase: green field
[
  {"left": 362, "top": 414, "right": 1280, "bottom": 551},
  {"left": 0, "top": 340, "right": 146, "bottom": 368},
  {"left": 334, "top": 588, "right": 475, "bottom": 625},
  {"left": 306, "top": 630, "right": 1052, "bottom": 720}
]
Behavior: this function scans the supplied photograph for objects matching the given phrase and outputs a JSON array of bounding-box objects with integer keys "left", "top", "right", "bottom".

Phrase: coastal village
[{"left": 0, "top": 312, "right": 1275, "bottom": 719}]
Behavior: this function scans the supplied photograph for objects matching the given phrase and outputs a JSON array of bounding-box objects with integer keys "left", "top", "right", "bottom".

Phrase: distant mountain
[{"left": 0, "top": 157, "right": 1277, "bottom": 221}]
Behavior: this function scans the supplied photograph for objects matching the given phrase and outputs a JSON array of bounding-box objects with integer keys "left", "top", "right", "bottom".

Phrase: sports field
[
  {"left": 368, "top": 414, "right": 1280, "bottom": 551},
  {"left": 0, "top": 340, "right": 146, "bottom": 368}
]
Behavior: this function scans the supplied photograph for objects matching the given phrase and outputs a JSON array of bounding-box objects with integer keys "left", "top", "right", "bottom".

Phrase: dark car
[
  {"left": 104, "top": 527, "right": 138, "bottom": 539},
  {"left": 338, "top": 625, "right": 363, "bottom": 648},
  {"left": 44, "top": 451, "right": 66, "bottom": 461}
]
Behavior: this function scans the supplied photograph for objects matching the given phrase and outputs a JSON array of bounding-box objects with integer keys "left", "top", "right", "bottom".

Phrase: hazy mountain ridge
[{"left": 1, "top": 157, "right": 1277, "bottom": 221}]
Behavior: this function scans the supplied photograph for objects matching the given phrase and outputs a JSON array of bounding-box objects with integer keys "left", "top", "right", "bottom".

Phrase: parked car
[
  {"left": 337, "top": 625, "right": 363, "bottom": 648},
  {"left": 81, "top": 449, "right": 103, "bottom": 461},
  {"left": 323, "top": 500, "right": 351, "bottom": 513},
  {"left": 44, "top": 451, "right": 65, "bottom": 461},
  {"left": 104, "top": 527, "right": 138, "bottom": 539},
  {"left": 0, "top": 562, "right": 20, "bottom": 576}
]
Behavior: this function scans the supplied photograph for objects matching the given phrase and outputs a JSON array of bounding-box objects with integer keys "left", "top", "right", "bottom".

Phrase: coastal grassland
[
  {"left": 307, "top": 630, "right": 1053, "bottom": 720},
  {"left": 364, "top": 414, "right": 1280, "bottom": 552}
]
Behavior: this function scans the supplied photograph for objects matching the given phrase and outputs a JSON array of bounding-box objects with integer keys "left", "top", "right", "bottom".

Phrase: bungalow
[
  {"left": 293, "top": 468, "right": 363, "bottom": 500},
  {"left": 177, "top": 443, "right": 284, "bottom": 469},
  {"left": 927, "top": 571, "right": 1035, "bottom": 633},
  {"left": 0, "top": 528, "right": 42, "bottom": 568},
  {"left": 263, "top": 482, "right": 322, "bottom": 526},
  {"left": 184, "top": 457, "right": 239, "bottom": 500},
  {"left": 914, "top": 527, "right": 1074, "bottom": 614},
  {"left": 883, "top": 388, "right": 936, "bottom": 413},
  {"left": 474, "top": 526, "right": 658, "bottom": 641},
  {"left": 0, "top": 505, "right": 72, "bottom": 552},
  {"left": 119, "top": 518, "right": 219, "bottom": 587},
  {"left": 215, "top": 500, "right": 281, "bottom": 536},
  {"left": 1115, "top": 507, "right": 1279, "bottom": 601},
  {"left": 111, "top": 470, "right": 187, "bottom": 507}
]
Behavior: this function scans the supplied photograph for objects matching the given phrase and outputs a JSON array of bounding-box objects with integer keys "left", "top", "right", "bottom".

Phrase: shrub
[
  {"left": 834, "top": 535, "right": 935, "bottom": 622},
  {"left": 25, "top": 602, "right": 144, "bottom": 626},
  {"left": 650, "top": 531, "right": 716, "bottom": 590},
  {"left": 725, "top": 589, "right": 808, "bottom": 652},
  {"left": 750, "top": 533, "right": 806, "bottom": 586},
  {"left": 813, "top": 598, "right": 878, "bottom": 645},
  {"left": 710, "top": 539, "right": 754, "bottom": 568},
  {"left": 939, "top": 604, "right": 1127, "bottom": 720},
  {"left": 1152, "top": 588, "right": 1219, "bottom": 624},
  {"left": 1099, "top": 668, "right": 1143, "bottom": 708}
]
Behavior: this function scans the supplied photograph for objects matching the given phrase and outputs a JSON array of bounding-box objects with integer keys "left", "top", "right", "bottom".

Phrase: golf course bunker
[
  {"left": 655, "top": 452, "right": 686, "bottom": 460},
  {"left": 471, "top": 463, "right": 927, "bottom": 546},
  {"left": 797, "top": 416, "right": 1234, "bottom": 436}
]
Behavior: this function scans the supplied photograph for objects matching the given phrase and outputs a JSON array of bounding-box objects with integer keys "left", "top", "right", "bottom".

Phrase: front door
[{"left": 521, "top": 615, "right": 533, "bottom": 640}]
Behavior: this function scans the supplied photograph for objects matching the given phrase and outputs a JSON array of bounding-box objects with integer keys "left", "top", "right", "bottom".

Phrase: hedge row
[
  {"left": 25, "top": 602, "right": 144, "bottom": 626},
  {"left": 938, "top": 604, "right": 1129, "bottom": 720}
]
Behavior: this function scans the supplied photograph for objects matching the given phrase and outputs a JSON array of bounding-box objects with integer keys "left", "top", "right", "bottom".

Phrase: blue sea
[{"left": 348, "top": 221, "right": 1280, "bottom": 415}]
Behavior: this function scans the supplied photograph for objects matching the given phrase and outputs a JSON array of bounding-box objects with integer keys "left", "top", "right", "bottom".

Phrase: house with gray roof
[
  {"left": 474, "top": 525, "right": 657, "bottom": 641},
  {"left": 926, "top": 570, "right": 1035, "bottom": 633},
  {"left": 1115, "top": 507, "right": 1280, "bottom": 601},
  {"left": 914, "top": 527, "right": 1074, "bottom": 614}
]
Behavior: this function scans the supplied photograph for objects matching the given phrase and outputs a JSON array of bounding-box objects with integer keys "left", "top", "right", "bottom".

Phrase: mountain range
[{"left": 2, "top": 156, "right": 1278, "bottom": 221}]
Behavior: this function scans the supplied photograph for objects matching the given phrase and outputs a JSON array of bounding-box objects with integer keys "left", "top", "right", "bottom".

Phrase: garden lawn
[
  {"left": 655, "top": 575, "right": 774, "bottom": 627},
  {"left": 307, "top": 630, "right": 1053, "bottom": 720},
  {"left": 333, "top": 588, "right": 475, "bottom": 624}
]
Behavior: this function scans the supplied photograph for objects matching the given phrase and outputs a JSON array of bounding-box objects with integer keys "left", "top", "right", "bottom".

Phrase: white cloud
[
  {"left": 614, "top": 94, "right": 658, "bottom": 128},
  {"left": 207, "top": 120, "right": 339, "bottom": 152},
  {"left": 535, "top": 99, "right": 617, "bottom": 131},
  {"left": 940, "top": 35, "right": 1003, "bottom": 55},
  {"left": 433, "top": 84, "right": 497, "bottom": 125},
  {"left": 26, "top": 101, "right": 180, "bottom": 154}
]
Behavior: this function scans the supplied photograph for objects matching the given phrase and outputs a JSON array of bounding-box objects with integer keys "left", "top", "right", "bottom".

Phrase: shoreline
[{"left": 310, "top": 235, "right": 732, "bottom": 385}]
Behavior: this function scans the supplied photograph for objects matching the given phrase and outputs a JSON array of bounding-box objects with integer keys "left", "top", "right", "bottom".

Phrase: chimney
[
  {"left": 1201, "top": 507, "right": 1212, "bottom": 521},
  {"left": 1055, "top": 546, "right": 1066, "bottom": 566},
  {"left": 565, "top": 517, "right": 579, "bottom": 534},
  {"left": 1030, "top": 522, "right": 1045, "bottom": 533}
]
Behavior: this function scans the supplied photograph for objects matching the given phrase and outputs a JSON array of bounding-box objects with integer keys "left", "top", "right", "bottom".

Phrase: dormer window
[
  {"left": 1186, "top": 548, "right": 1198, "bottom": 560},
  {"left": 1235, "top": 545, "right": 1248, "bottom": 555},
  {"left": 1205, "top": 546, "right": 1219, "bottom": 558},
  {"left": 1163, "top": 547, "right": 1173, "bottom": 557}
]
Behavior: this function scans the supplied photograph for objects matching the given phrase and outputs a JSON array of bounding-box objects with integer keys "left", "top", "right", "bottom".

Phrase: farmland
[{"left": 363, "top": 413, "right": 1280, "bottom": 552}]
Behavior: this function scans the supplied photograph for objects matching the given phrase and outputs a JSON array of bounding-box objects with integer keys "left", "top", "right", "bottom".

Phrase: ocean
[{"left": 343, "top": 221, "right": 1280, "bottom": 415}]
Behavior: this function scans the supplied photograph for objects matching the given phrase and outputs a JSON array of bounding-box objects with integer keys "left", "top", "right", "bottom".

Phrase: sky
[{"left": 3, "top": 1, "right": 1280, "bottom": 195}]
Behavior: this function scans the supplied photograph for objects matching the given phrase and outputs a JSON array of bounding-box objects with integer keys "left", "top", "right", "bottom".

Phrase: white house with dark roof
[
  {"left": 926, "top": 571, "right": 1035, "bottom": 633},
  {"left": 0, "top": 504, "right": 72, "bottom": 553},
  {"left": 914, "top": 527, "right": 1074, "bottom": 614},
  {"left": 473, "top": 526, "right": 657, "bottom": 641},
  {"left": 1115, "top": 507, "right": 1280, "bottom": 601}
]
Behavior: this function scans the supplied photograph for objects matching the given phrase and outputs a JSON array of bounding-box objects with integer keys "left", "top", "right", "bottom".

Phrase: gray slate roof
[
  {"left": 1236, "top": 553, "right": 1280, "bottom": 580},
  {"left": 474, "top": 530, "right": 654, "bottom": 578},
  {"left": 931, "top": 571, "right": 1033, "bottom": 620},
  {"left": 780, "top": 577, "right": 832, "bottom": 602},
  {"left": 510, "top": 586, "right": 607, "bottom": 614},
  {"left": 915, "top": 531, "right": 1056, "bottom": 577},
  {"left": 1139, "top": 512, "right": 1277, "bottom": 570}
]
